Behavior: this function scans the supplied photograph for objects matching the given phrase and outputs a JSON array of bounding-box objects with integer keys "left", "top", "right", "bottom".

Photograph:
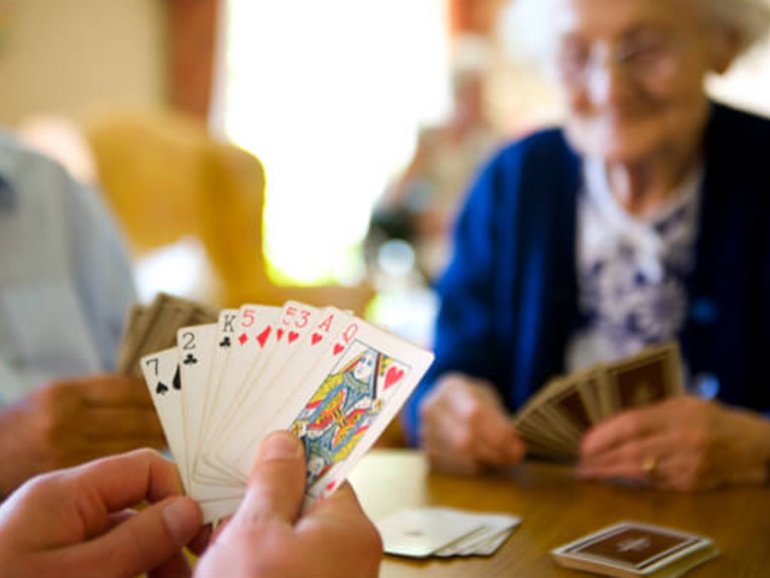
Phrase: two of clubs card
[
  {"left": 514, "top": 342, "right": 684, "bottom": 460},
  {"left": 139, "top": 300, "right": 434, "bottom": 523},
  {"left": 552, "top": 521, "right": 718, "bottom": 577},
  {"left": 376, "top": 507, "right": 521, "bottom": 558}
]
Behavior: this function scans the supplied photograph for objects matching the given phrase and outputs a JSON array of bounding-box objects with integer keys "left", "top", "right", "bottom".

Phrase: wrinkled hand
[
  {"left": 0, "top": 449, "right": 202, "bottom": 578},
  {"left": 578, "top": 396, "right": 770, "bottom": 491},
  {"left": 419, "top": 373, "right": 525, "bottom": 474},
  {"left": 195, "top": 431, "right": 382, "bottom": 578},
  {"left": 0, "top": 374, "right": 165, "bottom": 495}
]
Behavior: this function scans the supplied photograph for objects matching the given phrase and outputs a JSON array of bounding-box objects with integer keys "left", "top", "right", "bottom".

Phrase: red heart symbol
[
  {"left": 333, "top": 343, "right": 344, "bottom": 355},
  {"left": 288, "top": 331, "right": 299, "bottom": 343},
  {"left": 256, "top": 326, "right": 271, "bottom": 347},
  {"left": 276, "top": 328, "right": 284, "bottom": 341},
  {"left": 311, "top": 333, "right": 322, "bottom": 345},
  {"left": 384, "top": 366, "right": 404, "bottom": 389}
]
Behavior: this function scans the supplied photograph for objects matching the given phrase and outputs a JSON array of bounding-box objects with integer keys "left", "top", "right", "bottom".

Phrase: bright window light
[{"left": 217, "top": 0, "right": 451, "bottom": 285}]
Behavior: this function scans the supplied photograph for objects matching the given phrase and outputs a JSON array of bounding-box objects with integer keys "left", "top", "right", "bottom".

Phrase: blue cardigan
[{"left": 404, "top": 103, "right": 770, "bottom": 445}]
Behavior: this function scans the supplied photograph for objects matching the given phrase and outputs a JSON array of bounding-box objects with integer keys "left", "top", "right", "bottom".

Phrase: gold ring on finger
[{"left": 642, "top": 455, "right": 658, "bottom": 479}]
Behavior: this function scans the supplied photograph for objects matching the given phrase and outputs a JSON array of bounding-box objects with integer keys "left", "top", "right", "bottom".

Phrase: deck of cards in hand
[
  {"left": 552, "top": 521, "right": 718, "bottom": 578},
  {"left": 116, "top": 292, "right": 218, "bottom": 377},
  {"left": 136, "top": 300, "right": 434, "bottom": 523},
  {"left": 514, "top": 342, "right": 684, "bottom": 460}
]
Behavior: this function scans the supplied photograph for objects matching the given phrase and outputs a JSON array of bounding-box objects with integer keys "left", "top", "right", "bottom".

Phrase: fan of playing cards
[
  {"left": 122, "top": 295, "right": 434, "bottom": 523},
  {"left": 514, "top": 342, "right": 684, "bottom": 460}
]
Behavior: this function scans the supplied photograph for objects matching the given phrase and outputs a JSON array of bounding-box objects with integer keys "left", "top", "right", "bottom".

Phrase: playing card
[
  {"left": 177, "top": 324, "right": 217, "bottom": 479},
  {"left": 469, "top": 528, "right": 518, "bottom": 556},
  {"left": 433, "top": 512, "right": 520, "bottom": 557},
  {"left": 177, "top": 324, "right": 244, "bottom": 501},
  {"left": 199, "top": 304, "right": 280, "bottom": 479},
  {"left": 211, "top": 306, "right": 351, "bottom": 480},
  {"left": 193, "top": 309, "right": 240, "bottom": 484},
  {"left": 551, "top": 521, "right": 718, "bottom": 578},
  {"left": 376, "top": 507, "right": 487, "bottom": 558},
  {"left": 240, "top": 301, "right": 324, "bottom": 400},
  {"left": 547, "top": 372, "right": 599, "bottom": 433},
  {"left": 604, "top": 343, "right": 684, "bottom": 414},
  {"left": 244, "top": 317, "right": 433, "bottom": 501},
  {"left": 115, "top": 302, "right": 148, "bottom": 375},
  {"left": 140, "top": 347, "right": 188, "bottom": 490}
]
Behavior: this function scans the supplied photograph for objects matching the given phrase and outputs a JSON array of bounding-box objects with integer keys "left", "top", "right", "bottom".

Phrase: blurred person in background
[
  {"left": 0, "top": 130, "right": 164, "bottom": 497},
  {"left": 366, "top": 36, "right": 503, "bottom": 285},
  {"left": 0, "top": 431, "right": 382, "bottom": 578},
  {"left": 407, "top": 0, "right": 770, "bottom": 492}
]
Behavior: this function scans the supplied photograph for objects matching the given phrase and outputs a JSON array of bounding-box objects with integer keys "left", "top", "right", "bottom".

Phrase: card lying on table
[
  {"left": 551, "top": 521, "right": 718, "bottom": 578},
  {"left": 376, "top": 507, "right": 521, "bottom": 558},
  {"left": 139, "top": 299, "right": 434, "bottom": 523}
]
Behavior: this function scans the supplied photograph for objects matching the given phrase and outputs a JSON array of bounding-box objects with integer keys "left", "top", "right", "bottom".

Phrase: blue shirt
[
  {"left": 404, "top": 102, "right": 770, "bottom": 445},
  {"left": 0, "top": 132, "right": 136, "bottom": 404}
]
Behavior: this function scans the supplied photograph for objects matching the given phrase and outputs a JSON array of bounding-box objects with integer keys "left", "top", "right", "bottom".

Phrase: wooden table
[{"left": 348, "top": 450, "right": 770, "bottom": 577}]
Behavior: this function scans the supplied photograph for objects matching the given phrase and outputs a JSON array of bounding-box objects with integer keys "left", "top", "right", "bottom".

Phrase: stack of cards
[
  {"left": 117, "top": 292, "right": 218, "bottom": 377},
  {"left": 138, "top": 300, "right": 434, "bottom": 523},
  {"left": 551, "top": 521, "right": 718, "bottom": 577},
  {"left": 376, "top": 507, "right": 521, "bottom": 558},
  {"left": 513, "top": 343, "right": 684, "bottom": 460}
]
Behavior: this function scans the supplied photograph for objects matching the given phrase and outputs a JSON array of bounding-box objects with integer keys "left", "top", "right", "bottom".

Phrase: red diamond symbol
[{"left": 238, "top": 333, "right": 248, "bottom": 345}]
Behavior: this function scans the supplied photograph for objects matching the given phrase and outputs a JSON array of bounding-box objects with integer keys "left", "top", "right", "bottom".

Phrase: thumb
[
  {"left": 69, "top": 496, "right": 202, "bottom": 578},
  {"left": 234, "top": 431, "right": 306, "bottom": 525}
]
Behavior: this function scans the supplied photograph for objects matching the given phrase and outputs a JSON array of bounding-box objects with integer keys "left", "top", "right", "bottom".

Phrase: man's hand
[
  {"left": 578, "top": 396, "right": 770, "bottom": 491},
  {"left": 419, "top": 373, "right": 525, "bottom": 474},
  {"left": 0, "top": 374, "right": 165, "bottom": 495},
  {"left": 195, "top": 431, "right": 382, "bottom": 578},
  {"left": 0, "top": 449, "right": 202, "bottom": 578}
]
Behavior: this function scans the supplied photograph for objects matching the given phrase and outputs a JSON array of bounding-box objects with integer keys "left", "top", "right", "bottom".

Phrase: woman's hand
[
  {"left": 577, "top": 396, "right": 770, "bottom": 491},
  {"left": 419, "top": 373, "right": 525, "bottom": 474}
]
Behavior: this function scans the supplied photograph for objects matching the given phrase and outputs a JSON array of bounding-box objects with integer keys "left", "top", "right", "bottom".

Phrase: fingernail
[
  {"left": 259, "top": 431, "right": 303, "bottom": 462},
  {"left": 163, "top": 498, "right": 200, "bottom": 544}
]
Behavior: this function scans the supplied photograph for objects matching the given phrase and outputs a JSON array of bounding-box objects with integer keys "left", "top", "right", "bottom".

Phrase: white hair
[{"left": 499, "top": 0, "right": 770, "bottom": 64}]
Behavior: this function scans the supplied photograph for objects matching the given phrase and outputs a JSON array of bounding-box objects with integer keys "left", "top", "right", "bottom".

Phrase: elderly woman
[{"left": 406, "top": 0, "right": 770, "bottom": 492}]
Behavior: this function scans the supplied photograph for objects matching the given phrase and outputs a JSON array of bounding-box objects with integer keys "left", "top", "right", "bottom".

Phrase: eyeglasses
[{"left": 556, "top": 32, "right": 684, "bottom": 87}]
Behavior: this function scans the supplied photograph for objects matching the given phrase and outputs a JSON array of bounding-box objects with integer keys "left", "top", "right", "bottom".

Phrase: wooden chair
[{"left": 85, "top": 110, "right": 374, "bottom": 314}]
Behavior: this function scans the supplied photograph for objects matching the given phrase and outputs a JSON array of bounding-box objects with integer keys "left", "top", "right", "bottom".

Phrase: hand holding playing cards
[
  {"left": 0, "top": 374, "right": 165, "bottom": 495},
  {"left": 0, "top": 449, "right": 202, "bottom": 578},
  {"left": 194, "top": 431, "right": 382, "bottom": 578},
  {"left": 577, "top": 396, "right": 770, "bottom": 491},
  {"left": 419, "top": 373, "right": 525, "bottom": 474}
]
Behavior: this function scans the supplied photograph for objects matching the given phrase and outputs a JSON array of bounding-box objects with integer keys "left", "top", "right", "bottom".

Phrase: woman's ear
[{"left": 709, "top": 27, "right": 741, "bottom": 74}]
